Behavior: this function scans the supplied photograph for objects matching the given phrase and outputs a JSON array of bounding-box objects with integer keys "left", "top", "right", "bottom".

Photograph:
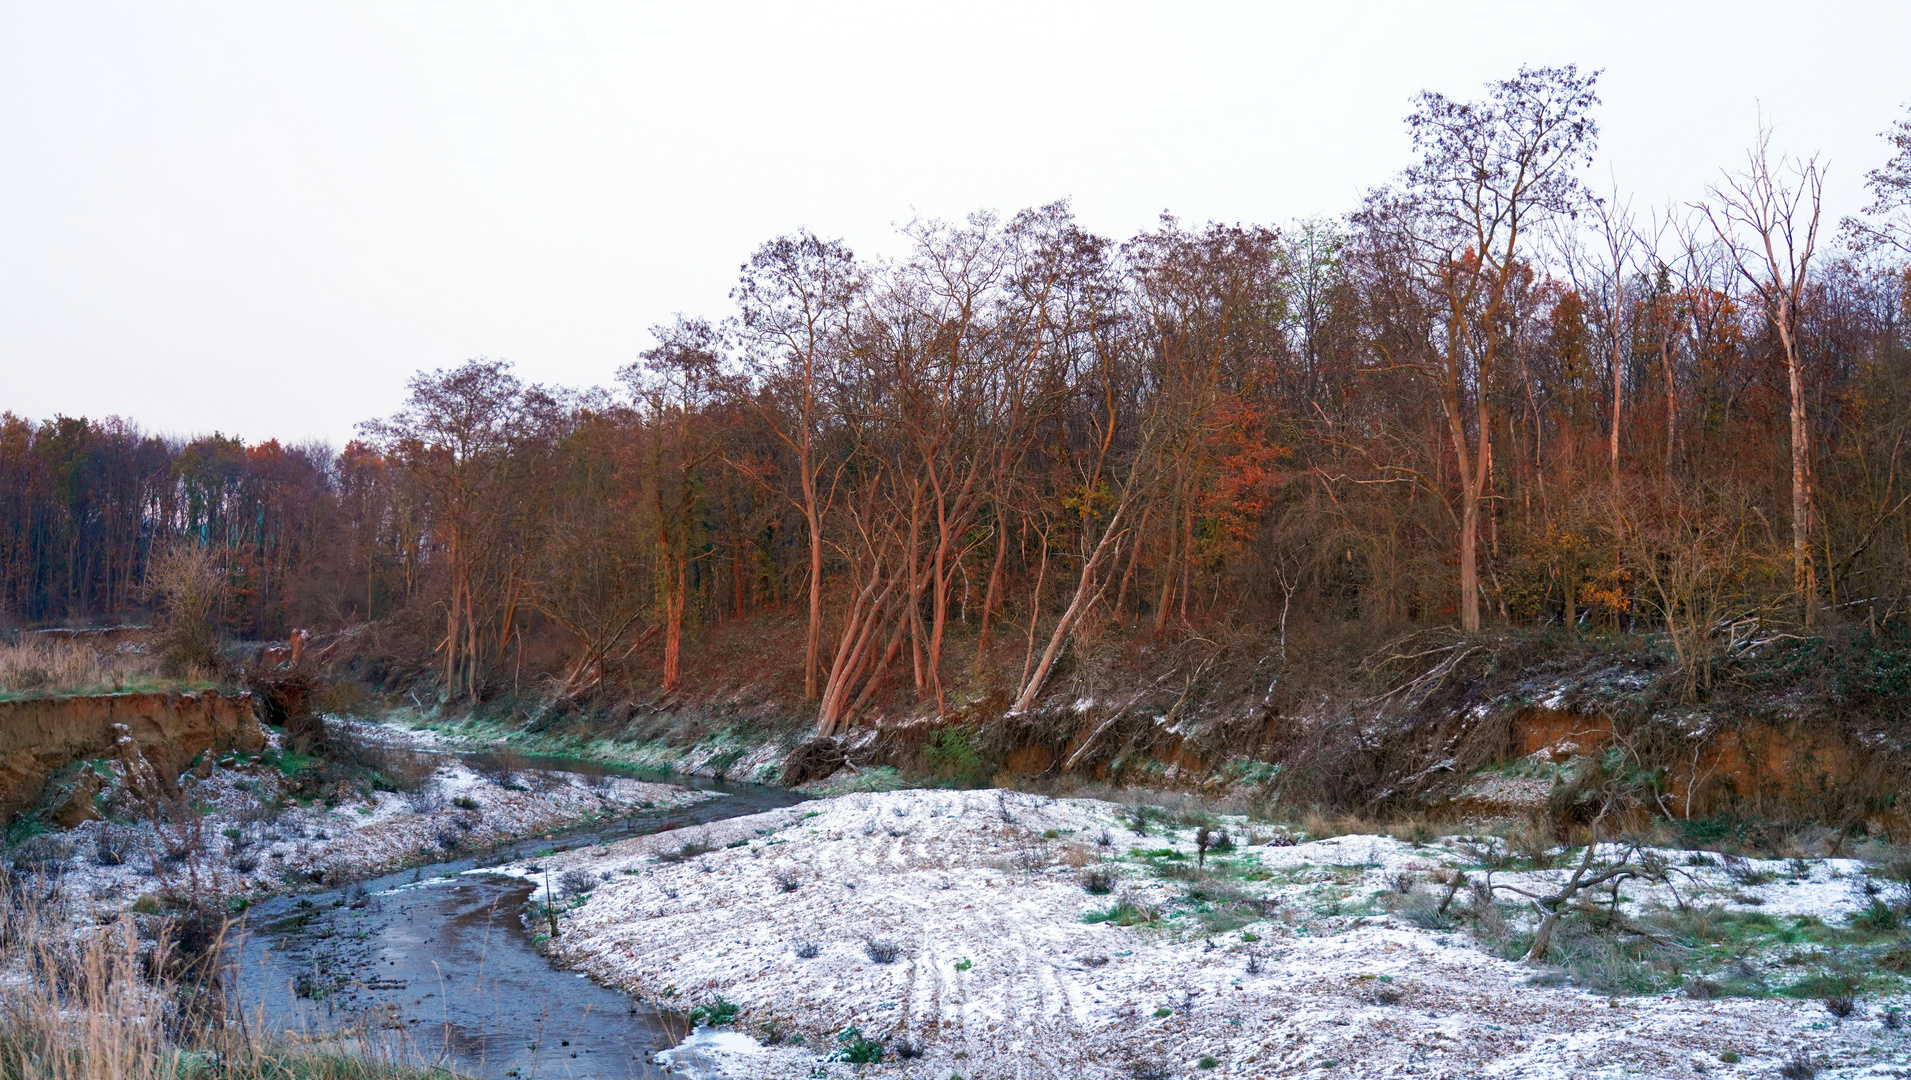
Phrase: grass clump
[
  {"left": 0, "top": 878, "right": 449, "bottom": 1080},
  {"left": 862, "top": 936, "right": 901, "bottom": 964},
  {"left": 689, "top": 996, "right": 740, "bottom": 1026},
  {"left": 830, "top": 1027, "right": 883, "bottom": 1064},
  {"left": 0, "top": 637, "right": 203, "bottom": 700},
  {"left": 657, "top": 839, "right": 714, "bottom": 863},
  {"left": 1082, "top": 894, "right": 1161, "bottom": 927}
]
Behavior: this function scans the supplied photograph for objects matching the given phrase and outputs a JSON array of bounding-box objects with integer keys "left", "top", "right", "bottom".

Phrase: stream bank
[{"left": 235, "top": 762, "right": 808, "bottom": 1080}]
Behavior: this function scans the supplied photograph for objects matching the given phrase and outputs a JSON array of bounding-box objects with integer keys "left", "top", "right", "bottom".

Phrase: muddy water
[{"left": 235, "top": 756, "right": 806, "bottom": 1079}]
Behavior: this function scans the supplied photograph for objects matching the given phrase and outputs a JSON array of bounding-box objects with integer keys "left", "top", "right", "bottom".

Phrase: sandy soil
[{"left": 505, "top": 788, "right": 1911, "bottom": 1080}]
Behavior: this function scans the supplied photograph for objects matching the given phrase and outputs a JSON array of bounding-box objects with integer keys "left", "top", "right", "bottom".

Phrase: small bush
[
  {"left": 892, "top": 1037, "right": 922, "bottom": 1059},
  {"left": 773, "top": 868, "right": 802, "bottom": 893},
  {"left": 1358, "top": 977, "right": 1405, "bottom": 1006},
  {"left": 1825, "top": 995, "right": 1856, "bottom": 1019},
  {"left": 1126, "top": 1058, "right": 1172, "bottom": 1080},
  {"left": 406, "top": 788, "right": 445, "bottom": 815},
  {"left": 1722, "top": 854, "right": 1774, "bottom": 886},
  {"left": 560, "top": 869, "right": 598, "bottom": 895},
  {"left": 1778, "top": 1053, "right": 1818, "bottom": 1080},
  {"left": 452, "top": 794, "right": 480, "bottom": 811},
  {"left": 832, "top": 1027, "right": 883, "bottom": 1064},
  {"left": 689, "top": 996, "right": 739, "bottom": 1026},
  {"left": 93, "top": 825, "right": 142, "bottom": 867},
  {"left": 1126, "top": 805, "right": 1150, "bottom": 836},
  {"left": 1398, "top": 888, "right": 1454, "bottom": 930},
  {"left": 1850, "top": 898, "right": 1899, "bottom": 933},
  {"left": 924, "top": 727, "right": 986, "bottom": 780},
  {"left": 1083, "top": 896, "right": 1159, "bottom": 927},
  {"left": 863, "top": 936, "right": 901, "bottom": 964},
  {"left": 1684, "top": 977, "right": 1723, "bottom": 1000},
  {"left": 10, "top": 835, "right": 73, "bottom": 873},
  {"left": 657, "top": 839, "right": 714, "bottom": 863},
  {"left": 792, "top": 939, "right": 820, "bottom": 959},
  {"left": 1081, "top": 867, "right": 1115, "bottom": 895}
]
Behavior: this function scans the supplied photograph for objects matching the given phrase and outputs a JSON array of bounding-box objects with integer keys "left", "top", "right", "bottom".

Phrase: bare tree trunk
[
  {"left": 1011, "top": 502, "right": 1129, "bottom": 714},
  {"left": 1780, "top": 310, "right": 1817, "bottom": 624},
  {"left": 803, "top": 469, "right": 823, "bottom": 701},
  {"left": 1702, "top": 131, "right": 1821, "bottom": 626},
  {"left": 662, "top": 560, "right": 685, "bottom": 694},
  {"left": 976, "top": 519, "right": 1006, "bottom": 664}
]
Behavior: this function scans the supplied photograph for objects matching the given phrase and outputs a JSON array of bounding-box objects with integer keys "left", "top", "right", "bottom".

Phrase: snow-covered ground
[
  {"left": 36, "top": 733, "right": 711, "bottom": 919},
  {"left": 504, "top": 788, "right": 1911, "bottom": 1080}
]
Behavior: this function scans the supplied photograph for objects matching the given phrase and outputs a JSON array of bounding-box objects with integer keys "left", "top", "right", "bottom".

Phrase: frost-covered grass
[
  {"left": 16, "top": 724, "right": 710, "bottom": 921},
  {"left": 391, "top": 711, "right": 800, "bottom": 785},
  {"left": 514, "top": 788, "right": 1911, "bottom": 1079}
]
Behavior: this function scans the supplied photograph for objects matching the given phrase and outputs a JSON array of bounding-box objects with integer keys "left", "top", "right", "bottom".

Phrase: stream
[{"left": 234, "top": 753, "right": 807, "bottom": 1080}]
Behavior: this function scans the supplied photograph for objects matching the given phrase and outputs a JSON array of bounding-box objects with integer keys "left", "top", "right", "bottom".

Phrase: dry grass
[
  {"left": 0, "top": 880, "right": 454, "bottom": 1080},
  {"left": 1300, "top": 809, "right": 1377, "bottom": 841},
  {"left": 0, "top": 638, "right": 201, "bottom": 699}
]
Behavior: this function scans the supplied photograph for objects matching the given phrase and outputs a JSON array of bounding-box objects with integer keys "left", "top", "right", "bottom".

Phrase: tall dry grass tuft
[
  {"left": 0, "top": 638, "right": 170, "bottom": 697},
  {"left": 0, "top": 879, "right": 445, "bottom": 1080}
]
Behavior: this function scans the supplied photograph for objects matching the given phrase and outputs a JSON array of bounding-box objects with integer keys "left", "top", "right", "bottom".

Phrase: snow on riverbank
[
  {"left": 41, "top": 731, "right": 711, "bottom": 918},
  {"left": 513, "top": 788, "right": 1909, "bottom": 1079}
]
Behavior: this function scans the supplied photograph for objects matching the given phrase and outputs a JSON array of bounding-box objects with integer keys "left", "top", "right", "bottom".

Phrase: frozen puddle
[{"left": 654, "top": 1027, "right": 768, "bottom": 1078}]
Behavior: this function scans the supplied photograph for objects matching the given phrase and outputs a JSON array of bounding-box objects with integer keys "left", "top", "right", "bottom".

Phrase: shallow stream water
[{"left": 234, "top": 753, "right": 805, "bottom": 1080}]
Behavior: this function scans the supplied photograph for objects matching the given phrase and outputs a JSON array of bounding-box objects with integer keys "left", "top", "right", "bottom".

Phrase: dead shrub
[
  {"left": 861, "top": 936, "right": 900, "bottom": 964},
  {"left": 781, "top": 739, "right": 846, "bottom": 785},
  {"left": 146, "top": 543, "right": 227, "bottom": 678}
]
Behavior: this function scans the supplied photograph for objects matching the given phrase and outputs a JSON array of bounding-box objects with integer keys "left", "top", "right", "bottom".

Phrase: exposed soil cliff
[{"left": 0, "top": 690, "right": 265, "bottom": 821}]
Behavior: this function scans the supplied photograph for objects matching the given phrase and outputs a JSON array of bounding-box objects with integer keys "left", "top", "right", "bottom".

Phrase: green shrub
[
  {"left": 925, "top": 728, "right": 986, "bottom": 781},
  {"left": 1082, "top": 899, "right": 1159, "bottom": 927},
  {"left": 689, "top": 997, "right": 739, "bottom": 1026},
  {"left": 831, "top": 1027, "right": 883, "bottom": 1064},
  {"left": 1850, "top": 899, "right": 1900, "bottom": 933}
]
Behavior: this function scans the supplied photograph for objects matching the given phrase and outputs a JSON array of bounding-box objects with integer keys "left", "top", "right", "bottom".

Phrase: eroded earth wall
[{"left": 0, "top": 691, "right": 265, "bottom": 821}]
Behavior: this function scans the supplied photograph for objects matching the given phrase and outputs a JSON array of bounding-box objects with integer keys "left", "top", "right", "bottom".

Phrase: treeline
[{"left": 5, "top": 67, "right": 1910, "bottom": 719}]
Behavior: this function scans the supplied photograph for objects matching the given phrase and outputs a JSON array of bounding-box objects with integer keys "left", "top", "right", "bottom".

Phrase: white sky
[{"left": 3, "top": 1, "right": 1907, "bottom": 449}]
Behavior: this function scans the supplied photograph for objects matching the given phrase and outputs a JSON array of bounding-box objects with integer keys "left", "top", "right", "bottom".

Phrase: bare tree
[
  {"left": 1843, "top": 103, "right": 1911, "bottom": 257},
  {"left": 1700, "top": 127, "right": 1824, "bottom": 624},
  {"left": 1358, "top": 65, "right": 1601, "bottom": 633},
  {"left": 362, "top": 359, "right": 543, "bottom": 700},
  {"left": 734, "top": 233, "right": 863, "bottom": 703}
]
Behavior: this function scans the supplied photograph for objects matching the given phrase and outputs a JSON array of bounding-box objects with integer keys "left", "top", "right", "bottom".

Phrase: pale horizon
[{"left": 4, "top": 1, "right": 1907, "bottom": 447}]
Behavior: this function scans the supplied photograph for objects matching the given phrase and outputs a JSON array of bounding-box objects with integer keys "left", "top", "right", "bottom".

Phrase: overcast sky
[{"left": 3, "top": 1, "right": 1907, "bottom": 449}]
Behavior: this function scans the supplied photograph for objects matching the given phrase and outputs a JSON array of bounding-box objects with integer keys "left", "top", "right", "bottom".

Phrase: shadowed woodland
[{"left": 6, "top": 69, "right": 1911, "bottom": 800}]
